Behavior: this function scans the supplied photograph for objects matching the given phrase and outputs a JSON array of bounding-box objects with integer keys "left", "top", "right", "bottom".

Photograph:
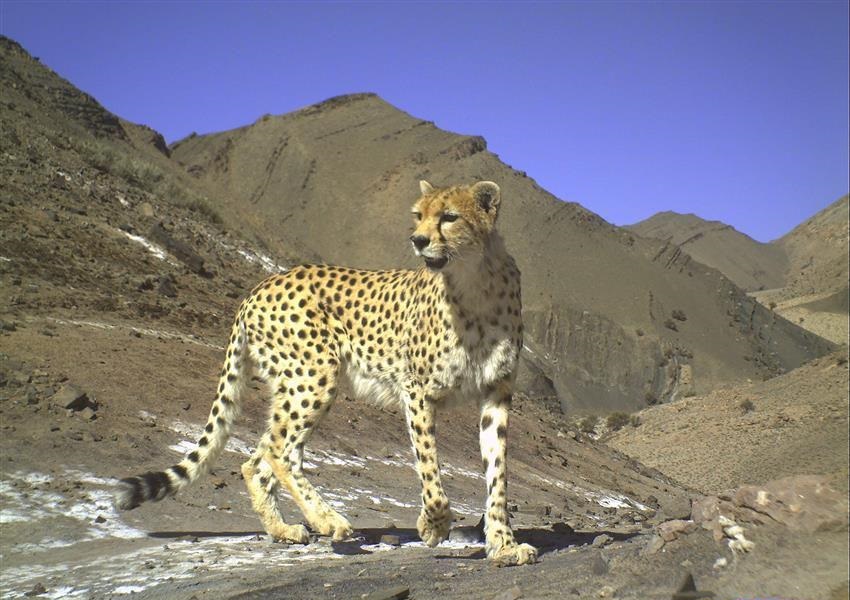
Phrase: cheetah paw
[
  {"left": 269, "top": 523, "right": 310, "bottom": 544},
  {"left": 489, "top": 542, "right": 538, "bottom": 566},
  {"left": 417, "top": 508, "right": 453, "bottom": 547},
  {"left": 313, "top": 512, "right": 354, "bottom": 541}
]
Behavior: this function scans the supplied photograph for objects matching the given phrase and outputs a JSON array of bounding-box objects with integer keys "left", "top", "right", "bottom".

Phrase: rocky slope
[
  {"left": 607, "top": 350, "right": 850, "bottom": 495},
  {"left": 630, "top": 198, "right": 849, "bottom": 345},
  {"left": 777, "top": 195, "right": 849, "bottom": 299},
  {"left": 626, "top": 211, "right": 788, "bottom": 292}
]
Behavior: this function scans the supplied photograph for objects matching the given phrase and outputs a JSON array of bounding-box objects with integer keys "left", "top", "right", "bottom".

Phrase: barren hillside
[
  {"left": 630, "top": 199, "right": 849, "bottom": 345},
  {"left": 626, "top": 211, "right": 788, "bottom": 292},
  {"left": 777, "top": 195, "right": 849, "bottom": 298},
  {"left": 170, "top": 94, "right": 832, "bottom": 414},
  {"left": 607, "top": 350, "right": 850, "bottom": 495}
]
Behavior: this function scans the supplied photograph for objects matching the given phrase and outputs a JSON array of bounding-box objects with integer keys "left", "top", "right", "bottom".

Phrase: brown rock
[
  {"left": 733, "top": 475, "right": 849, "bottom": 532},
  {"left": 361, "top": 585, "right": 410, "bottom": 600},
  {"left": 379, "top": 534, "right": 401, "bottom": 546},
  {"left": 53, "top": 384, "right": 96, "bottom": 411},
  {"left": 642, "top": 534, "right": 666, "bottom": 555},
  {"left": 658, "top": 519, "right": 696, "bottom": 542},
  {"left": 491, "top": 586, "right": 523, "bottom": 600}
]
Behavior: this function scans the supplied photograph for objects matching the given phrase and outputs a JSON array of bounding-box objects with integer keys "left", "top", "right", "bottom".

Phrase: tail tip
[{"left": 114, "top": 477, "right": 143, "bottom": 511}]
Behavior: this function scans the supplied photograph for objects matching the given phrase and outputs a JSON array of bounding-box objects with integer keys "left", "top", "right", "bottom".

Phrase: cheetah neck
[{"left": 439, "top": 232, "right": 518, "bottom": 314}]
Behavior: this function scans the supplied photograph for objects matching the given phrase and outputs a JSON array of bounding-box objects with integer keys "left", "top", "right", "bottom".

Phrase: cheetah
[{"left": 115, "top": 180, "right": 538, "bottom": 566}]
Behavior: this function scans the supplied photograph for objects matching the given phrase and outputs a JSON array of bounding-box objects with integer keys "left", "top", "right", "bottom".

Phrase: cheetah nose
[{"left": 410, "top": 234, "right": 430, "bottom": 251}]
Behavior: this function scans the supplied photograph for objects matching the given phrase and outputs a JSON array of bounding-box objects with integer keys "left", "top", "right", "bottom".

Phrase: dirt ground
[{"left": 1, "top": 308, "right": 848, "bottom": 599}]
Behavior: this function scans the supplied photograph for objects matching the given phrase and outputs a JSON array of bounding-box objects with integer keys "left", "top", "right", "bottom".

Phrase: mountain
[
  {"left": 626, "top": 212, "right": 787, "bottom": 292},
  {"left": 776, "top": 195, "right": 849, "bottom": 299},
  {"left": 169, "top": 94, "right": 831, "bottom": 413},
  {"left": 630, "top": 198, "right": 848, "bottom": 345},
  {"left": 0, "top": 34, "right": 834, "bottom": 418}
]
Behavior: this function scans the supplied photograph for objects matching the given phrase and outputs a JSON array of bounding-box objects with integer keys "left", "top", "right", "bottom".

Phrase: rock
[
  {"left": 181, "top": 402, "right": 191, "bottom": 411},
  {"left": 158, "top": 276, "right": 178, "bottom": 298},
  {"left": 642, "top": 534, "right": 666, "bottom": 555},
  {"left": 658, "top": 519, "right": 696, "bottom": 542},
  {"left": 0, "top": 319, "right": 17, "bottom": 332},
  {"left": 94, "top": 515, "right": 107, "bottom": 523},
  {"left": 671, "top": 572, "right": 716, "bottom": 599},
  {"left": 591, "top": 553, "right": 609, "bottom": 575},
  {"left": 596, "top": 585, "right": 615, "bottom": 598},
  {"left": 24, "top": 582, "right": 46, "bottom": 596},
  {"left": 79, "top": 407, "right": 97, "bottom": 421},
  {"left": 591, "top": 533, "right": 612, "bottom": 547},
  {"left": 148, "top": 222, "right": 207, "bottom": 275},
  {"left": 733, "top": 475, "right": 849, "bottom": 532},
  {"left": 361, "top": 585, "right": 410, "bottom": 600},
  {"left": 25, "top": 387, "right": 39, "bottom": 405},
  {"left": 491, "top": 585, "right": 523, "bottom": 600},
  {"left": 379, "top": 534, "right": 401, "bottom": 546},
  {"left": 449, "top": 525, "right": 483, "bottom": 544},
  {"left": 53, "top": 384, "right": 96, "bottom": 411},
  {"left": 139, "top": 202, "right": 155, "bottom": 218}
]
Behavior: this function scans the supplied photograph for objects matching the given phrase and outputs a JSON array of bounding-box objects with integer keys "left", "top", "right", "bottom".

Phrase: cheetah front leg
[
  {"left": 404, "top": 392, "right": 452, "bottom": 546},
  {"left": 479, "top": 390, "right": 538, "bottom": 566}
]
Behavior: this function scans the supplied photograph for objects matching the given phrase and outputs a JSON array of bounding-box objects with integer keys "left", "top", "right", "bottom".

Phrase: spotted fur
[{"left": 115, "top": 180, "right": 537, "bottom": 565}]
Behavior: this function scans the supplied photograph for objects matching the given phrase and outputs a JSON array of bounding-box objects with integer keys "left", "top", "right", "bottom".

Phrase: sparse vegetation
[
  {"left": 579, "top": 415, "right": 599, "bottom": 434},
  {"left": 645, "top": 392, "right": 659, "bottom": 406},
  {"left": 664, "top": 318, "right": 678, "bottom": 331},
  {"left": 635, "top": 328, "right": 645, "bottom": 337},
  {"left": 739, "top": 399, "right": 755, "bottom": 413},
  {"left": 672, "top": 309, "right": 687, "bottom": 322},
  {"left": 606, "top": 412, "right": 630, "bottom": 431},
  {"left": 628, "top": 414, "right": 642, "bottom": 428},
  {"left": 76, "top": 138, "right": 222, "bottom": 224},
  {"left": 768, "top": 301, "right": 777, "bottom": 310}
]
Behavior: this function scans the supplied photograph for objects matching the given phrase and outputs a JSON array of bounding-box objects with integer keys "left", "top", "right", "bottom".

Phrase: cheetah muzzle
[{"left": 115, "top": 180, "right": 538, "bottom": 566}]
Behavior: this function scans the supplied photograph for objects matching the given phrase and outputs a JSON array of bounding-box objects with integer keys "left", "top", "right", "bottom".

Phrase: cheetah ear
[
  {"left": 471, "top": 181, "right": 501, "bottom": 213},
  {"left": 419, "top": 180, "right": 435, "bottom": 195}
]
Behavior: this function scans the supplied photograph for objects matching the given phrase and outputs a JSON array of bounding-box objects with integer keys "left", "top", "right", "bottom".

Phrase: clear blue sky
[{"left": 2, "top": 1, "right": 847, "bottom": 241}]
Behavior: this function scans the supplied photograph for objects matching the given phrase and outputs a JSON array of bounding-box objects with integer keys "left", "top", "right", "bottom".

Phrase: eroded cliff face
[{"left": 520, "top": 306, "right": 666, "bottom": 414}]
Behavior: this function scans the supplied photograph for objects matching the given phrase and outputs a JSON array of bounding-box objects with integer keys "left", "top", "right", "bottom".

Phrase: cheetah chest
[{"left": 427, "top": 321, "right": 520, "bottom": 399}]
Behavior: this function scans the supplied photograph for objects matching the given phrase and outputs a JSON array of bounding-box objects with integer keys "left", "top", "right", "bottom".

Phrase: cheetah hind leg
[
  {"left": 262, "top": 377, "right": 352, "bottom": 541},
  {"left": 264, "top": 444, "right": 353, "bottom": 542},
  {"left": 241, "top": 441, "right": 309, "bottom": 544}
]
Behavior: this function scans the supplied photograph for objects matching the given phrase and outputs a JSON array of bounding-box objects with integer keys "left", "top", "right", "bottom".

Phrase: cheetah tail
[{"left": 114, "top": 318, "right": 249, "bottom": 510}]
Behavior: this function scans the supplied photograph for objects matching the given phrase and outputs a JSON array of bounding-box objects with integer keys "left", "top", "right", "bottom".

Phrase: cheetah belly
[{"left": 345, "top": 363, "right": 407, "bottom": 408}]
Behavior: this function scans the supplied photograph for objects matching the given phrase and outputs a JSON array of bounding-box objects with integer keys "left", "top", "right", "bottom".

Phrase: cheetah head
[{"left": 409, "top": 180, "right": 501, "bottom": 271}]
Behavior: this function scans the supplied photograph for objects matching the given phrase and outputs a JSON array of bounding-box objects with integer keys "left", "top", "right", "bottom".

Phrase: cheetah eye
[
  {"left": 412, "top": 211, "right": 422, "bottom": 221},
  {"left": 441, "top": 213, "right": 459, "bottom": 223}
]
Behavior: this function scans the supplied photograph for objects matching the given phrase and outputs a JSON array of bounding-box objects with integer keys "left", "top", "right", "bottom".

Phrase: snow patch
[
  {"left": 43, "top": 317, "right": 224, "bottom": 350},
  {"left": 236, "top": 249, "right": 288, "bottom": 273},
  {"left": 120, "top": 230, "right": 173, "bottom": 263},
  {"left": 530, "top": 473, "right": 650, "bottom": 512},
  {"left": 167, "top": 420, "right": 254, "bottom": 456},
  {"left": 0, "top": 469, "right": 147, "bottom": 548}
]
